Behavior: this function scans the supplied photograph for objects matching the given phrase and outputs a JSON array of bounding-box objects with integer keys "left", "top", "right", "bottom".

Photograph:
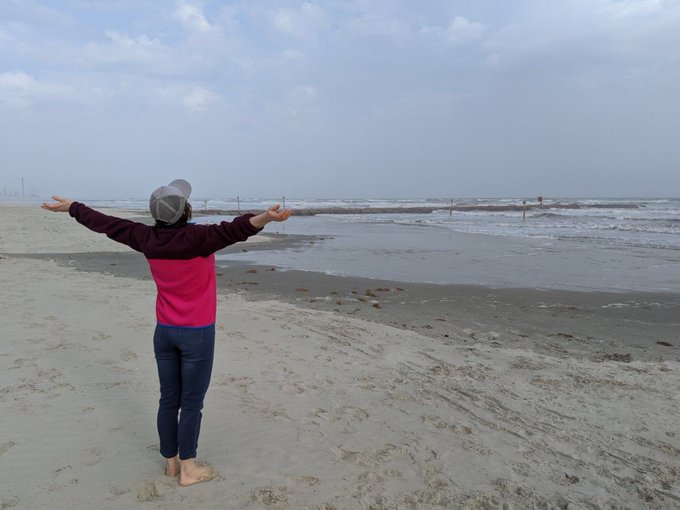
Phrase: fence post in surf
[
  {"left": 203, "top": 200, "right": 208, "bottom": 213},
  {"left": 237, "top": 196, "right": 240, "bottom": 214},
  {"left": 523, "top": 200, "right": 527, "bottom": 220},
  {"left": 538, "top": 196, "right": 543, "bottom": 208},
  {"left": 283, "top": 196, "right": 286, "bottom": 209},
  {"left": 450, "top": 199, "right": 453, "bottom": 216}
]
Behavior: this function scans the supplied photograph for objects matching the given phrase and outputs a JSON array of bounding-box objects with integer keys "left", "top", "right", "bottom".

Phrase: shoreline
[{"left": 13, "top": 249, "right": 680, "bottom": 363}]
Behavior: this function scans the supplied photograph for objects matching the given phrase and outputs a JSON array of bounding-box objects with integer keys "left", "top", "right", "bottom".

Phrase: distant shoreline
[{"left": 197, "top": 201, "right": 639, "bottom": 216}]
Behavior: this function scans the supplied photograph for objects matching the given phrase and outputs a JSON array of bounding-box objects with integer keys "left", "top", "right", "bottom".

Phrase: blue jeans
[{"left": 153, "top": 324, "right": 215, "bottom": 460}]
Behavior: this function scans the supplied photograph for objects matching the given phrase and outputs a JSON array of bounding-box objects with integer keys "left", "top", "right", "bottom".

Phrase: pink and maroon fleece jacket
[{"left": 69, "top": 202, "right": 262, "bottom": 328}]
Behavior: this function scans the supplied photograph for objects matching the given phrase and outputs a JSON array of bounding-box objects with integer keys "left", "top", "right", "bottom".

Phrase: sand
[{"left": 1, "top": 203, "right": 679, "bottom": 509}]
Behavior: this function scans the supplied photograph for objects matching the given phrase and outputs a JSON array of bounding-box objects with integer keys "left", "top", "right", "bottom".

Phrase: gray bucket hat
[{"left": 149, "top": 179, "right": 192, "bottom": 224}]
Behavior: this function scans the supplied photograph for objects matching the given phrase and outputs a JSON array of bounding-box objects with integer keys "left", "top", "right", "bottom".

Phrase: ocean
[
  {"left": 37, "top": 196, "right": 680, "bottom": 293},
  {"left": 202, "top": 197, "right": 679, "bottom": 294}
]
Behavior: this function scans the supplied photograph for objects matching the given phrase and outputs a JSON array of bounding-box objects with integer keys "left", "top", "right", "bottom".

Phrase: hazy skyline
[{"left": 1, "top": 0, "right": 679, "bottom": 199}]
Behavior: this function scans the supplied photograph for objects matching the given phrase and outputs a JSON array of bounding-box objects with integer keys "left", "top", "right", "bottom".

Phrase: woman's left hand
[
  {"left": 265, "top": 204, "right": 293, "bottom": 222},
  {"left": 249, "top": 204, "right": 293, "bottom": 228}
]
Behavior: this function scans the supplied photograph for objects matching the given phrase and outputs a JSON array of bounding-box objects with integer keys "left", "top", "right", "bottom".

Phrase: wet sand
[
  {"left": 24, "top": 249, "right": 680, "bottom": 363},
  {"left": 2, "top": 203, "right": 680, "bottom": 509}
]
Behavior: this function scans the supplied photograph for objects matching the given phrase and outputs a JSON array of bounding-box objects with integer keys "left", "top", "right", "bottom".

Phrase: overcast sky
[{"left": 1, "top": 0, "right": 679, "bottom": 199}]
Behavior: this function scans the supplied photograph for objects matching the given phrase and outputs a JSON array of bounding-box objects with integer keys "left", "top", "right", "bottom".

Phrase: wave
[
  {"left": 531, "top": 212, "right": 578, "bottom": 219},
  {"left": 555, "top": 235, "right": 680, "bottom": 250}
]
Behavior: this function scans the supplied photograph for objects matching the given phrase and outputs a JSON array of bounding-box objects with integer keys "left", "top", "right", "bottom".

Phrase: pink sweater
[{"left": 69, "top": 202, "right": 261, "bottom": 327}]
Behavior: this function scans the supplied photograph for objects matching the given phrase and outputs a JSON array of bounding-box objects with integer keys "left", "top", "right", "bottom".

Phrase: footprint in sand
[
  {"left": 0, "top": 441, "right": 17, "bottom": 457},
  {"left": 279, "top": 382, "right": 306, "bottom": 394},
  {"left": 136, "top": 480, "right": 160, "bottom": 502},
  {"left": 309, "top": 406, "right": 369, "bottom": 423},
  {"left": 285, "top": 474, "right": 319, "bottom": 487},
  {"left": 119, "top": 349, "right": 138, "bottom": 361},
  {"left": 80, "top": 446, "right": 104, "bottom": 466},
  {"left": 91, "top": 332, "right": 111, "bottom": 342},
  {"left": 239, "top": 394, "right": 290, "bottom": 421},
  {"left": 0, "top": 496, "right": 20, "bottom": 509},
  {"left": 109, "top": 483, "right": 132, "bottom": 496},
  {"left": 421, "top": 415, "right": 473, "bottom": 435},
  {"left": 297, "top": 426, "right": 323, "bottom": 447},
  {"left": 332, "top": 443, "right": 406, "bottom": 467},
  {"left": 216, "top": 375, "right": 254, "bottom": 391},
  {"left": 134, "top": 479, "right": 175, "bottom": 502},
  {"left": 249, "top": 486, "right": 288, "bottom": 506}
]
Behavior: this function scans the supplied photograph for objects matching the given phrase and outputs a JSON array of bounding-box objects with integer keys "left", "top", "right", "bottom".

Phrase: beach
[{"left": 1, "top": 203, "right": 680, "bottom": 509}]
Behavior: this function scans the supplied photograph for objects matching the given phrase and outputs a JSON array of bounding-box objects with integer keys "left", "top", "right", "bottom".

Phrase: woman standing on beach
[{"left": 42, "top": 180, "right": 292, "bottom": 486}]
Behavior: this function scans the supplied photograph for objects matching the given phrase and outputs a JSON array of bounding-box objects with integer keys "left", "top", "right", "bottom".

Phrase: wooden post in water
[
  {"left": 203, "top": 200, "right": 208, "bottom": 213},
  {"left": 523, "top": 200, "right": 527, "bottom": 220},
  {"left": 282, "top": 196, "right": 286, "bottom": 209},
  {"left": 450, "top": 199, "right": 453, "bottom": 216},
  {"left": 237, "top": 196, "right": 240, "bottom": 214}
]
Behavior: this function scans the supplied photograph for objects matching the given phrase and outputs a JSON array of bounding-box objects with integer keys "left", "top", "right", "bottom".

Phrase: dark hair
[{"left": 155, "top": 201, "right": 192, "bottom": 228}]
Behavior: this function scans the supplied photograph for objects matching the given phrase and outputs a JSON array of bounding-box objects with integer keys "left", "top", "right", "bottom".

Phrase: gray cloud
[{"left": 1, "top": 0, "right": 678, "bottom": 199}]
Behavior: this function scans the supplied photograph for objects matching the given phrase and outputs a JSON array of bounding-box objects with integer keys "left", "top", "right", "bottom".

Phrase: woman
[{"left": 42, "top": 180, "right": 292, "bottom": 486}]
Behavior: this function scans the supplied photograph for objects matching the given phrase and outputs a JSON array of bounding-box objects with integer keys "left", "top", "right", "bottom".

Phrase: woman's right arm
[{"left": 42, "top": 196, "right": 148, "bottom": 252}]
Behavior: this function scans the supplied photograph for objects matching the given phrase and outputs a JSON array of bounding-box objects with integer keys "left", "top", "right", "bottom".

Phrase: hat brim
[{"left": 168, "top": 179, "right": 191, "bottom": 199}]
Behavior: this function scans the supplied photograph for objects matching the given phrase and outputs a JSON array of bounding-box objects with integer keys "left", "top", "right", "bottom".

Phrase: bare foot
[
  {"left": 165, "top": 455, "right": 180, "bottom": 477},
  {"left": 179, "top": 458, "right": 217, "bottom": 487}
]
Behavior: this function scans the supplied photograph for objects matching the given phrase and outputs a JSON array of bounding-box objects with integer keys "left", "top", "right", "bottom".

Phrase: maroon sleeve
[
  {"left": 68, "top": 202, "right": 149, "bottom": 252},
  {"left": 193, "top": 214, "right": 263, "bottom": 257}
]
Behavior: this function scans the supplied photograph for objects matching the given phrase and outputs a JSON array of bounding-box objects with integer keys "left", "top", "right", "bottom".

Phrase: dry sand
[{"left": 1, "top": 203, "right": 679, "bottom": 509}]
